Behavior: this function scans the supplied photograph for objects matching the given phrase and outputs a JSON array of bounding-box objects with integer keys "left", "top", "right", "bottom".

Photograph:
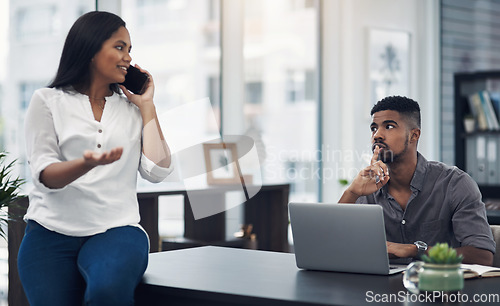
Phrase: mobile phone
[{"left": 120, "top": 65, "right": 149, "bottom": 95}]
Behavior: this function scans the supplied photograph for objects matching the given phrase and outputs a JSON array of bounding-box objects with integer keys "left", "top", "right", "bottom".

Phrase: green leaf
[
  {"left": 422, "top": 242, "right": 463, "bottom": 264},
  {"left": 0, "top": 151, "right": 26, "bottom": 241},
  {"left": 338, "top": 179, "right": 349, "bottom": 186}
]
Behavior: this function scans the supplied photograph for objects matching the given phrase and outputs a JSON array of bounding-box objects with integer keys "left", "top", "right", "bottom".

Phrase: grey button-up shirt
[{"left": 356, "top": 152, "right": 496, "bottom": 255}]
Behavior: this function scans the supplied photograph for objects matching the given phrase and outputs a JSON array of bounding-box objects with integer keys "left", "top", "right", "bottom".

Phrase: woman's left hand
[{"left": 119, "top": 64, "right": 155, "bottom": 110}]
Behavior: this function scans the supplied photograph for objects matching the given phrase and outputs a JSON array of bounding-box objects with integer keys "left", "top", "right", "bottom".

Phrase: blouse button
[
  {"left": 401, "top": 219, "right": 406, "bottom": 225},
  {"left": 97, "top": 144, "right": 101, "bottom": 148},
  {"left": 98, "top": 129, "right": 102, "bottom": 133}
]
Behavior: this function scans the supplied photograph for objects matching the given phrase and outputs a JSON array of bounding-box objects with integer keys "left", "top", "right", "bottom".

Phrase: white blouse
[{"left": 24, "top": 87, "right": 173, "bottom": 236}]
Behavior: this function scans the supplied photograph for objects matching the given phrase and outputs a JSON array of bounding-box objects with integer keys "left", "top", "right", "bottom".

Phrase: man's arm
[
  {"left": 339, "top": 189, "right": 363, "bottom": 203},
  {"left": 386, "top": 241, "right": 417, "bottom": 259},
  {"left": 456, "top": 246, "right": 493, "bottom": 266},
  {"left": 386, "top": 242, "right": 494, "bottom": 266},
  {"left": 448, "top": 171, "right": 496, "bottom": 266}
]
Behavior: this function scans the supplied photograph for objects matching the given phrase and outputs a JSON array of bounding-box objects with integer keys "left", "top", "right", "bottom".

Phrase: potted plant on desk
[{"left": 404, "top": 243, "right": 464, "bottom": 294}]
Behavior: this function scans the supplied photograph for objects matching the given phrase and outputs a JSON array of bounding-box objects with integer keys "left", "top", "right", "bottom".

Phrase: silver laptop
[{"left": 289, "top": 202, "right": 406, "bottom": 275}]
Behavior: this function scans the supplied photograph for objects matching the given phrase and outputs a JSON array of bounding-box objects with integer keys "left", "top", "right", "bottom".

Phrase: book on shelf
[
  {"left": 461, "top": 264, "right": 500, "bottom": 279},
  {"left": 489, "top": 91, "right": 500, "bottom": 120},
  {"left": 486, "top": 78, "right": 500, "bottom": 126},
  {"left": 479, "top": 90, "right": 500, "bottom": 130},
  {"left": 468, "top": 92, "right": 489, "bottom": 131}
]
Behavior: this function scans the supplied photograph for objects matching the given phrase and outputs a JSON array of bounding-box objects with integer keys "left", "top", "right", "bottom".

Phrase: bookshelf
[{"left": 454, "top": 71, "right": 500, "bottom": 200}]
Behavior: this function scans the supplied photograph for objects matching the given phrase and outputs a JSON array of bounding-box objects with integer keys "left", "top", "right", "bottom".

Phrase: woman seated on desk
[{"left": 18, "top": 11, "right": 173, "bottom": 306}]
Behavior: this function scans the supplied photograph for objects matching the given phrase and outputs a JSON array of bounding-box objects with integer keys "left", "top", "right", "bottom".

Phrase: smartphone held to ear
[{"left": 120, "top": 65, "right": 149, "bottom": 95}]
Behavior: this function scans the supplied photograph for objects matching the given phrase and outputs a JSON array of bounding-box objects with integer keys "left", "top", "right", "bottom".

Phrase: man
[{"left": 339, "top": 96, "right": 495, "bottom": 265}]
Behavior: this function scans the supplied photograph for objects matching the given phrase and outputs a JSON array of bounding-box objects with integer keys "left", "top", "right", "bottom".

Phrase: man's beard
[{"left": 376, "top": 138, "right": 409, "bottom": 164}]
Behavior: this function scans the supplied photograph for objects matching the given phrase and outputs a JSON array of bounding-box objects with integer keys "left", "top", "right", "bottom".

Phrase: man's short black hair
[{"left": 370, "top": 96, "right": 421, "bottom": 129}]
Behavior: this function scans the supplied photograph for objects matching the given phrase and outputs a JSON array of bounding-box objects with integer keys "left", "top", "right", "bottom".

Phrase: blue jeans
[{"left": 18, "top": 220, "right": 149, "bottom": 306}]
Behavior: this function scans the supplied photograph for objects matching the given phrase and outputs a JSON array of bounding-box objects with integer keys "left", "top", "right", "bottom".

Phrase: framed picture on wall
[
  {"left": 203, "top": 143, "right": 241, "bottom": 185},
  {"left": 367, "top": 28, "right": 411, "bottom": 106}
]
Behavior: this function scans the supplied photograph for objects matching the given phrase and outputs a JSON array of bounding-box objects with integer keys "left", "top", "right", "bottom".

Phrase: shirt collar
[
  {"left": 410, "top": 152, "right": 427, "bottom": 192},
  {"left": 375, "top": 151, "right": 427, "bottom": 196}
]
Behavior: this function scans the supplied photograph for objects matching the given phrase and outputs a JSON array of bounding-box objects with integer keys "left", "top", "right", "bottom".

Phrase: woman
[{"left": 18, "top": 11, "right": 172, "bottom": 305}]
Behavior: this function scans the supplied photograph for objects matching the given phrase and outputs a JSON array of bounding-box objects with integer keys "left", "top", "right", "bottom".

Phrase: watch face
[{"left": 415, "top": 241, "right": 427, "bottom": 250}]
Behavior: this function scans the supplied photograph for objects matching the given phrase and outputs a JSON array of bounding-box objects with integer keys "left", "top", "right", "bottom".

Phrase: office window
[
  {"left": 123, "top": 0, "right": 220, "bottom": 111},
  {"left": 135, "top": 0, "right": 189, "bottom": 29},
  {"left": 15, "top": 5, "right": 59, "bottom": 40},
  {"left": 304, "top": 69, "right": 315, "bottom": 100},
  {"left": 289, "top": 0, "right": 316, "bottom": 10},
  {"left": 286, "top": 69, "right": 315, "bottom": 103},
  {"left": 207, "top": 75, "right": 220, "bottom": 107},
  {"left": 20, "top": 82, "right": 45, "bottom": 110},
  {"left": 245, "top": 81, "right": 262, "bottom": 104},
  {"left": 243, "top": 0, "right": 319, "bottom": 202},
  {"left": 204, "top": 0, "right": 220, "bottom": 46}
]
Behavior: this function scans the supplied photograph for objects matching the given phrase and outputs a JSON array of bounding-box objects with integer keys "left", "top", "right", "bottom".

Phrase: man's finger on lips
[{"left": 371, "top": 146, "right": 380, "bottom": 164}]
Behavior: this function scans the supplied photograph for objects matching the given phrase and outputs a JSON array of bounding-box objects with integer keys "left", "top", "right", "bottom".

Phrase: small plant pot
[{"left": 418, "top": 263, "right": 464, "bottom": 292}]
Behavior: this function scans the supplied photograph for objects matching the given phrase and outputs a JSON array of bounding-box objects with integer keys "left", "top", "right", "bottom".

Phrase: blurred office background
[{"left": 2, "top": 0, "right": 500, "bottom": 303}]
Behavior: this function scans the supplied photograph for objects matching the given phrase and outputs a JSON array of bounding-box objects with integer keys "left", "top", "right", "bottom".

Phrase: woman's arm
[
  {"left": 137, "top": 104, "right": 171, "bottom": 168},
  {"left": 119, "top": 65, "right": 171, "bottom": 168},
  {"left": 40, "top": 148, "right": 123, "bottom": 189}
]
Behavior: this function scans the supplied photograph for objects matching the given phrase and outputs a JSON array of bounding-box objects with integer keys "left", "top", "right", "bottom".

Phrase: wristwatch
[{"left": 414, "top": 241, "right": 428, "bottom": 258}]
